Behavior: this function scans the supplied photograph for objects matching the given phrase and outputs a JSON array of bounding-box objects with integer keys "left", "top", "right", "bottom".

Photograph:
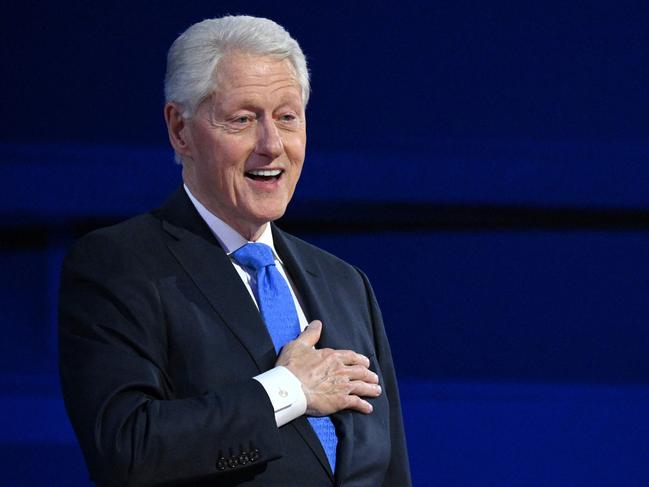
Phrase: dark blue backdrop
[{"left": 1, "top": 1, "right": 648, "bottom": 485}]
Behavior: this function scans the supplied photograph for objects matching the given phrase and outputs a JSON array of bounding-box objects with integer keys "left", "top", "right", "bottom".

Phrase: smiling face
[{"left": 165, "top": 52, "right": 306, "bottom": 240}]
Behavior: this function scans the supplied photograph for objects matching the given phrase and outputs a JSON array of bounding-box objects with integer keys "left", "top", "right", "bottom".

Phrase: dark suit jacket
[{"left": 59, "top": 188, "right": 411, "bottom": 487}]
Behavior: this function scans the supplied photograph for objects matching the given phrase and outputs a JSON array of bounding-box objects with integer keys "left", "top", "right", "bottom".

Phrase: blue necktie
[{"left": 232, "top": 242, "right": 338, "bottom": 472}]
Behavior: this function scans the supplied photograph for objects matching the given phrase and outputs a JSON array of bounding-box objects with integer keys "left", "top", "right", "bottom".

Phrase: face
[{"left": 168, "top": 52, "right": 306, "bottom": 240}]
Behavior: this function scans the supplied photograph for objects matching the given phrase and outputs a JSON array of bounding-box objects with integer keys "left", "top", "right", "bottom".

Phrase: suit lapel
[
  {"left": 156, "top": 188, "right": 277, "bottom": 373},
  {"left": 273, "top": 225, "right": 355, "bottom": 484}
]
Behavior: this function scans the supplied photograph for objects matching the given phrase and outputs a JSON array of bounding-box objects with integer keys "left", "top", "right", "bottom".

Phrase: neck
[{"left": 236, "top": 221, "right": 268, "bottom": 242}]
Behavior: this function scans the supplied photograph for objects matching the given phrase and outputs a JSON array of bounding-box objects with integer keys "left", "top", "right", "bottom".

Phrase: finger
[
  {"left": 344, "top": 365, "right": 379, "bottom": 384},
  {"left": 335, "top": 350, "right": 370, "bottom": 368},
  {"left": 340, "top": 395, "right": 374, "bottom": 414},
  {"left": 348, "top": 380, "right": 382, "bottom": 398},
  {"left": 296, "top": 320, "right": 322, "bottom": 347}
]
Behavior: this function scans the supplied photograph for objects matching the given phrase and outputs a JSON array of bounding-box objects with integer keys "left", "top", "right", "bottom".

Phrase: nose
[{"left": 254, "top": 117, "right": 283, "bottom": 159}]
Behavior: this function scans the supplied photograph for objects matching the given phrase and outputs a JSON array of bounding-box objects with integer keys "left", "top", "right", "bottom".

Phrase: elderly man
[{"left": 59, "top": 15, "right": 411, "bottom": 487}]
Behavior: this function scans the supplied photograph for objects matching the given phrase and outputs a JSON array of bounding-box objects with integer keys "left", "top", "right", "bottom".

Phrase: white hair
[{"left": 164, "top": 15, "right": 310, "bottom": 117}]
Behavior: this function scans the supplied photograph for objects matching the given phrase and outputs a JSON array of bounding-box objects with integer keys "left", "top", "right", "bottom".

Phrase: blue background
[{"left": 1, "top": 1, "right": 648, "bottom": 485}]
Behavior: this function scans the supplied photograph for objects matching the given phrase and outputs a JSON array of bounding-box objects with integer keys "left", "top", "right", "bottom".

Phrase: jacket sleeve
[
  {"left": 357, "top": 268, "right": 413, "bottom": 487},
  {"left": 58, "top": 233, "right": 282, "bottom": 486}
]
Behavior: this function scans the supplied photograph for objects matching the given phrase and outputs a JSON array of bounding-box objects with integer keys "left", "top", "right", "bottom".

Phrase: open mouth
[{"left": 245, "top": 169, "right": 284, "bottom": 182}]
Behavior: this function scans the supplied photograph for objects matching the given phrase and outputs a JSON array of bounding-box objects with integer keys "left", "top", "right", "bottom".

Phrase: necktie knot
[{"left": 232, "top": 243, "right": 275, "bottom": 271}]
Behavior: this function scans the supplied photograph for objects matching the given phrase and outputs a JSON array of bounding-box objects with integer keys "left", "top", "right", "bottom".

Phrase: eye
[
  {"left": 233, "top": 115, "right": 253, "bottom": 125},
  {"left": 224, "top": 112, "right": 257, "bottom": 129},
  {"left": 277, "top": 112, "right": 301, "bottom": 127}
]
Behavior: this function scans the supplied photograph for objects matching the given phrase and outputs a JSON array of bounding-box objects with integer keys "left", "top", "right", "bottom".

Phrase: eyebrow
[{"left": 220, "top": 94, "right": 303, "bottom": 114}]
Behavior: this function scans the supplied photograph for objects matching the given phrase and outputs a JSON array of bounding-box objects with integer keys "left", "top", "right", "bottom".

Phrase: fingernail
[{"left": 376, "top": 385, "right": 382, "bottom": 394}]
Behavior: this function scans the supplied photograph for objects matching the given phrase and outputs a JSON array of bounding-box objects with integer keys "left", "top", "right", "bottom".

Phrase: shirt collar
[{"left": 183, "top": 184, "right": 282, "bottom": 262}]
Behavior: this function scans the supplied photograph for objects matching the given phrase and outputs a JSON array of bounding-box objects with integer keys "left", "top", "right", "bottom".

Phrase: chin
[
  {"left": 259, "top": 209, "right": 287, "bottom": 224},
  {"left": 248, "top": 201, "right": 289, "bottom": 223}
]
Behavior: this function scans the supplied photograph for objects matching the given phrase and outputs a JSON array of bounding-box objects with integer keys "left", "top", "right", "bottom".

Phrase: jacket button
[
  {"left": 216, "top": 457, "right": 227, "bottom": 471},
  {"left": 249, "top": 449, "right": 260, "bottom": 462},
  {"left": 238, "top": 453, "right": 249, "bottom": 465},
  {"left": 227, "top": 456, "right": 239, "bottom": 468}
]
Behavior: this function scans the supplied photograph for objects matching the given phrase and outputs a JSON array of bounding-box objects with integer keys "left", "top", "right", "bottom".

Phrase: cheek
[
  {"left": 284, "top": 133, "right": 307, "bottom": 164},
  {"left": 191, "top": 123, "right": 248, "bottom": 162},
  {"left": 220, "top": 135, "right": 258, "bottom": 166},
  {"left": 198, "top": 141, "right": 248, "bottom": 179}
]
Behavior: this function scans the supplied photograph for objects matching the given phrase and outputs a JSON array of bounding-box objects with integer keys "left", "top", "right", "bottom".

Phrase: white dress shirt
[{"left": 184, "top": 185, "right": 307, "bottom": 427}]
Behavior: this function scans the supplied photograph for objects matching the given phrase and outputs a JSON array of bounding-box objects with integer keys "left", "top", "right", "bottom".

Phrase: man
[{"left": 59, "top": 15, "right": 411, "bottom": 486}]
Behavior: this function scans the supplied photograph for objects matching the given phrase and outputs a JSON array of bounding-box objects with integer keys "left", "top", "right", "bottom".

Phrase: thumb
[{"left": 298, "top": 320, "right": 322, "bottom": 347}]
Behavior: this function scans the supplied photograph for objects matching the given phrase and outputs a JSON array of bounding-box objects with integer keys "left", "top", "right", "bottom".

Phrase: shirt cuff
[{"left": 253, "top": 366, "right": 307, "bottom": 427}]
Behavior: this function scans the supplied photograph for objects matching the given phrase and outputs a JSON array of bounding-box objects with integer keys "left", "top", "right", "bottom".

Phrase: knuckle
[
  {"left": 348, "top": 381, "right": 364, "bottom": 394},
  {"left": 321, "top": 348, "right": 336, "bottom": 360},
  {"left": 347, "top": 395, "right": 359, "bottom": 408},
  {"left": 336, "top": 349, "right": 353, "bottom": 361},
  {"left": 351, "top": 366, "right": 366, "bottom": 379},
  {"left": 328, "top": 356, "right": 346, "bottom": 370},
  {"left": 337, "top": 396, "right": 349, "bottom": 409}
]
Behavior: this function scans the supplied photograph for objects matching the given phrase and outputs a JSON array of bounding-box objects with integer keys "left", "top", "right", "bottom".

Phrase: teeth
[{"left": 247, "top": 169, "right": 282, "bottom": 177}]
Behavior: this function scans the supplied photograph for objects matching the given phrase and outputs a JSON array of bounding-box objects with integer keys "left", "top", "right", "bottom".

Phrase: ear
[{"left": 164, "top": 102, "right": 192, "bottom": 159}]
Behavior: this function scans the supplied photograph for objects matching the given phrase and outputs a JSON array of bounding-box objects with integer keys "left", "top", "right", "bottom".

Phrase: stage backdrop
[{"left": 1, "top": 2, "right": 648, "bottom": 485}]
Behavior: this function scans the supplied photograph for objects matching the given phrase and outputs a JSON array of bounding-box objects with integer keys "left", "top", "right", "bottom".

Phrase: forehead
[{"left": 213, "top": 52, "right": 301, "bottom": 99}]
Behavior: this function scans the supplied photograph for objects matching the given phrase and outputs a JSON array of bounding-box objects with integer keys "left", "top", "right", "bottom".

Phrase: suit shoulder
[
  {"left": 82, "top": 212, "right": 160, "bottom": 242},
  {"left": 64, "top": 212, "right": 164, "bottom": 269},
  {"left": 77, "top": 211, "right": 160, "bottom": 244}
]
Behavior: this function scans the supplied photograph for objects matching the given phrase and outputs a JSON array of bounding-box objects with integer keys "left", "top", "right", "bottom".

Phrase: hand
[{"left": 276, "top": 320, "right": 381, "bottom": 416}]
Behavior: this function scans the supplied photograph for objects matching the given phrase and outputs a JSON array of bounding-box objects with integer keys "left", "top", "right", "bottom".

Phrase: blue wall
[{"left": 2, "top": 1, "right": 648, "bottom": 485}]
